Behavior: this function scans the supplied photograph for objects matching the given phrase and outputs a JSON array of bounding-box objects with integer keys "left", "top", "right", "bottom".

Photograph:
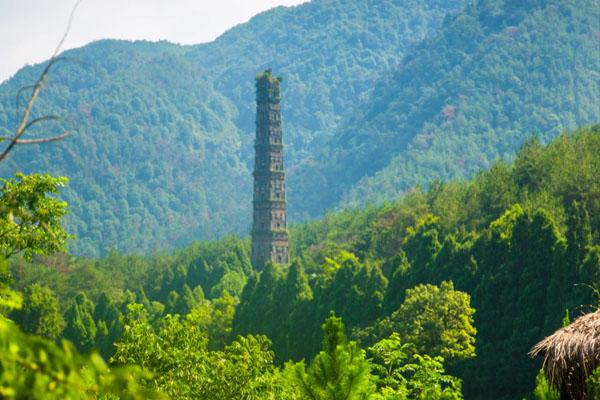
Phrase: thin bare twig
[
  {"left": 15, "top": 85, "right": 35, "bottom": 124},
  {"left": 15, "top": 132, "right": 71, "bottom": 144},
  {"left": 0, "top": 0, "right": 83, "bottom": 163},
  {"left": 23, "top": 115, "right": 60, "bottom": 132},
  {"left": 51, "top": 0, "right": 83, "bottom": 61}
]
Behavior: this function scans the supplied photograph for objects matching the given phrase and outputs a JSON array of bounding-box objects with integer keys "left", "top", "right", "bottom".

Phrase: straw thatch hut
[{"left": 530, "top": 309, "right": 600, "bottom": 399}]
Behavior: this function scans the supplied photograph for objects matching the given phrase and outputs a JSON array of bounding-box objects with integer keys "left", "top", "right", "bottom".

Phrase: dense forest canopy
[
  {"left": 5, "top": 125, "right": 600, "bottom": 399},
  {"left": 292, "top": 0, "right": 600, "bottom": 216},
  {"left": 0, "top": 0, "right": 597, "bottom": 256}
]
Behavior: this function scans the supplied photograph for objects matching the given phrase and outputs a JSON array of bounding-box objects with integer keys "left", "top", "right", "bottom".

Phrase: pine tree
[
  {"left": 280, "top": 259, "right": 314, "bottom": 360},
  {"left": 63, "top": 292, "right": 97, "bottom": 352},
  {"left": 286, "top": 312, "right": 376, "bottom": 400},
  {"left": 566, "top": 200, "right": 593, "bottom": 268},
  {"left": 93, "top": 293, "right": 124, "bottom": 359}
]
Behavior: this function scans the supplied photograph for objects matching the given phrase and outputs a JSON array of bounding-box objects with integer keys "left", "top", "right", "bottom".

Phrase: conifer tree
[
  {"left": 232, "top": 271, "right": 259, "bottom": 334},
  {"left": 286, "top": 312, "right": 376, "bottom": 400},
  {"left": 280, "top": 259, "right": 314, "bottom": 360},
  {"left": 63, "top": 292, "right": 97, "bottom": 352},
  {"left": 566, "top": 200, "right": 593, "bottom": 268},
  {"left": 383, "top": 250, "right": 410, "bottom": 314},
  {"left": 318, "top": 251, "right": 387, "bottom": 328},
  {"left": 93, "top": 293, "right": 124, "bottom": 358}
]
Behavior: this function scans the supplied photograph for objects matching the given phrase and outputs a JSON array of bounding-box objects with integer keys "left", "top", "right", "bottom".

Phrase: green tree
[
  {"left": 93, "top": 293, "right": 125, "bottom": 359},
  {"left": 369, "top": 333, "right": 411, "bottom": 397},
  {"left": 397, "top": 354, "right": 462, "bottom": 400},
  {"left": 383, "top": 251, "right": 410, "bottom": 314},
  {"left": 532, "top": 370, "right": 559, "bottom": 400},
  {"left": 566, "top": 201, "right": 593, "bottom": 269},
  {"left": 111, "top": 304, "right": 209, "bottom": 399},
  {"left": 113, "top": 303, "right": 282, "bottom": 399},
  {"left": 187, "top": 290, "right": 236, "bottom": 349},
  {"left": 10, "top": 283, "right": 64, "bottom": 340},
  {"left": 369, "top": 333, "right": 463, "bottom": 400},
  {"left": 0, "top": 172, "right": 70, "bottom": 324},
  {"left": 403, "top": 214, "right": 442, "bottom": 276},
  {"left": 0, "top": 169, "right": 154, "bottom": 398},
  {"left": 0, "top": 174, "right": 70, "bottom": 260},
  {"left": 286, "top": 313, "right": 376, "bottom": 400},
  {"left": 387, "top": 281, "right": 476, "bottom": 363},
  {"left": 318, "top": 251, "right": 387, "bottom": 328},
  {"left": 278, "top": 259, "right": 314, "bottom": 360},
  {"left": 203, "top": 334, "right": 282, "bottom": 399},
  {"left": 63, "top": 292, "right": 97, "bottom": 352}
]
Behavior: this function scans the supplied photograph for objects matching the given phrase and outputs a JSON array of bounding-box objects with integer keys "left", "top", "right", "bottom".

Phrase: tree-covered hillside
[
  {"left": 1, "top": 0, "right": 598, "bottom": 256},
  {"left": 0, "top": 41, "right": 245, "bottom": 256},
  {"left": 8, "top": 125, "right": 600, "bottom": 399},
  {"left": 292, "top": 0, "right": 600, "bottom": 216},
  {"left": 0, "top": 0, "right": 466, "bottom": 256}
]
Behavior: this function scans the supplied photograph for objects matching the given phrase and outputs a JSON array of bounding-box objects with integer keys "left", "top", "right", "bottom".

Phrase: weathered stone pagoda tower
[{"left": 251, "top": 69, "right": 289, "bottom": 270}]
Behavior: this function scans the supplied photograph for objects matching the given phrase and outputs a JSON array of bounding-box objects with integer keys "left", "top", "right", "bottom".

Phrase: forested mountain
[
  {"left": 8, "top": 125, "right": 600, "bottom": 399},
  {"left": 292, "top": 0, "right": 600, "bottom": 216},
  {"left": 0, "top": 0, "right": 467, "bottom": 256},
  {"left": 0, "top": 0, "right": 598, "bottom": 257}
]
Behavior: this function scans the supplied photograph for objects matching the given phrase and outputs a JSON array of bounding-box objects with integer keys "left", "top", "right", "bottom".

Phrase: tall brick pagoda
[{"left": 251, "top": 69, "right": 289, "bottom": 270}]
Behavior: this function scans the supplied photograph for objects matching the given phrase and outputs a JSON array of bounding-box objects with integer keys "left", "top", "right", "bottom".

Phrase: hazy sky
[{"left": 0, "top": 0, "right": 307, "bottom": 83}]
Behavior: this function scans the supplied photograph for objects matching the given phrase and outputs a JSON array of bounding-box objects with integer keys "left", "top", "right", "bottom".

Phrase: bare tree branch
[
  {"left": 0, "top": 0, "right": 83, "bottom": 163},
  {"left": 23, "top": 115, "right": 61, "bottom": 132},
  {"left": 0, "top": 64, "right": 53, "bottom": 162},
  {"left": 15, "top": 132, "right": 71, "bottom": 145},
  {"left": 51, "top": 0, "right": 83, "bottom": 61},
  {"left": 15, "top": 85, "right": 35, "bottom": 123}
]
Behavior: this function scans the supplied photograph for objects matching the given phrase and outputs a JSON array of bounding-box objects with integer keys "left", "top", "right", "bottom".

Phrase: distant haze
[{"left": 0, "top": 0, "right": 306, "bottom": 83}]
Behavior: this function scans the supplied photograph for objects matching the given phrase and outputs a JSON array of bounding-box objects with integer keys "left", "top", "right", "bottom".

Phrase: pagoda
[{"left": 251, "top": 69, "right": 289, "bottom": 269}]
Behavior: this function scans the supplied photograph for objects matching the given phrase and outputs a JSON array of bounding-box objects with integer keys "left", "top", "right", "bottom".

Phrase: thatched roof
[{"left": 530, "top": 309, "right": 600, "bottom": 399}]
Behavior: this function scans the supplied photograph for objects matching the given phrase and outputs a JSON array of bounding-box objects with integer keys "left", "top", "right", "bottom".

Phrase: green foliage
[
  {"left": 285, "top": 313, "right": 376, "bottom": 400},
  {"left": 63, "top": 292, "right": 98, "bottom": 352},
  {"left": 0, "top": 259, "right": 22, "bottom": 313},
  {"left": 10, "top": 283, "right": 64, "bottom": 340},
  {"left": 0, "top": 174, "right": 69, "bottom": 259},
  {"left": 206, "top": 335, "right": 283, "bottom": 399},
  {"left": 317, "top": 251, "right": 387, "bottom": 328},
  {"left": 0, "top": 172, "right": 154, "bottom": 399},
  {"left": 0, "top": 315, "right": 159, "bottom": 399},
  {"left": 531, "top": 370, "right": 559, "bottom": 400},
  {"left": 234, "top": 254, "right": 387, "bottom": 362},
  {"left": 388, "top": 282, "right": 476, "bottom": 363},
  {"left": 112, "top": 303, "right": 283, "bottom": 399},
  {"left": 586, "top": 367, "right": 600, "bottom": 399},
  {"left": 187, "top": 290, "right": 236, "bottom": 349},
  {"left": 396, "top": 354, "right": 462, "bottom": 400},
  {"left": 234, "top": 260, "right": 318, "bottom": 362},
  {"left": 0, "top": 123, "right": 166, "bottom": 398},
  {"left": 111, "top": 304, "right": 210, "bottom": 398}
]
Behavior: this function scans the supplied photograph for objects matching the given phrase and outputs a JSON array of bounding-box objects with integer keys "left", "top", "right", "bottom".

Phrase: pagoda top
[{"left": 256, "top": 68, "right": 283, "bottom": 83}]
